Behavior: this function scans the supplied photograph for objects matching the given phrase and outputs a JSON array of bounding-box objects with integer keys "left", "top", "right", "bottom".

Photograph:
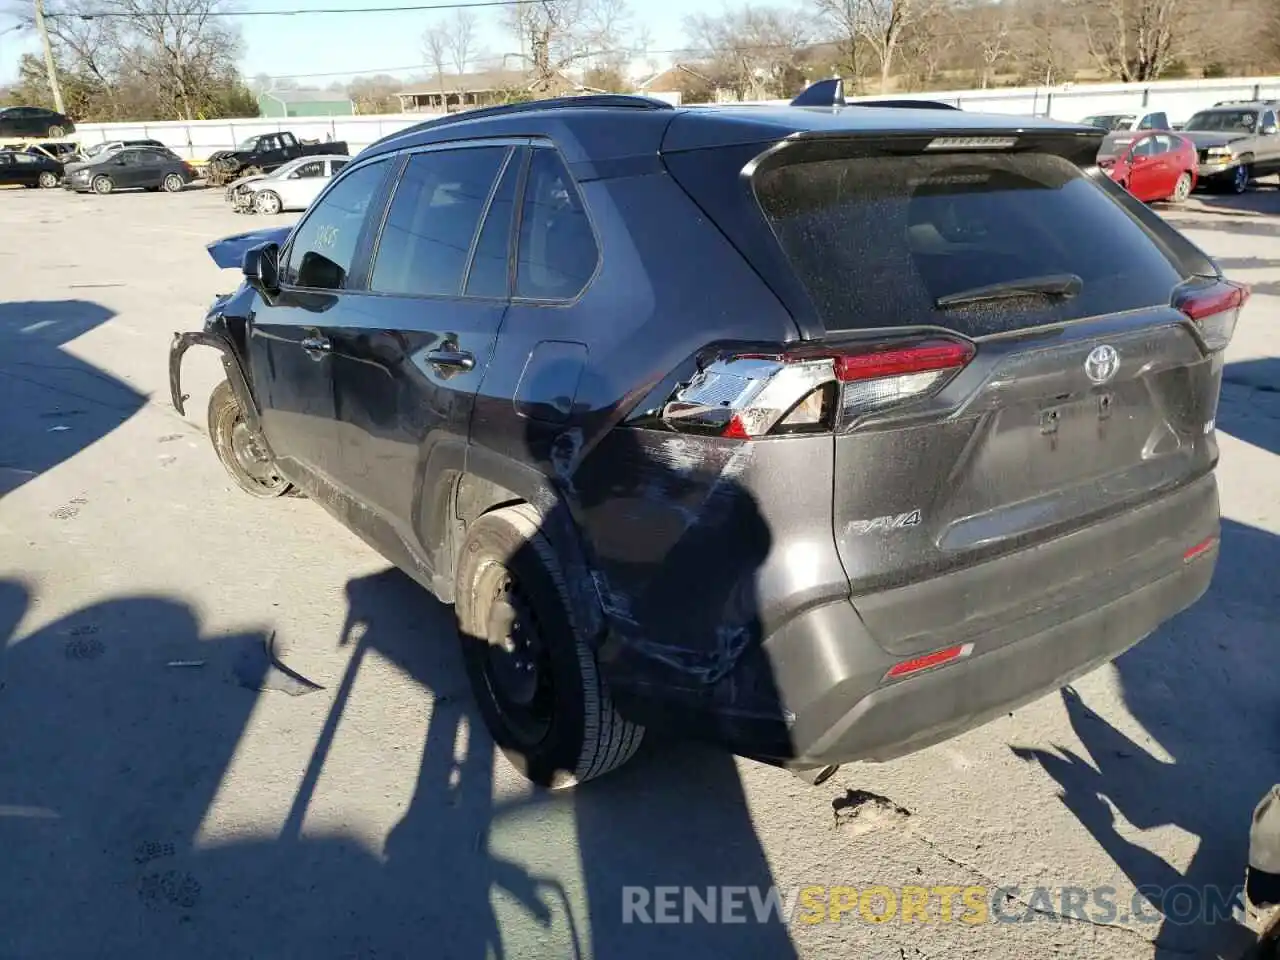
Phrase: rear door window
[
  {"left": 369, "top": 145, "right": 510, "bottom": 298},
  {"left": 754, "top": 150, "right": 1185, "bottom": 337}
]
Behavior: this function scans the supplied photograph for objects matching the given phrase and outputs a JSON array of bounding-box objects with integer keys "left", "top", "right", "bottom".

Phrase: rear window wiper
[{"left": 935, "top": 273, "right": 1083, "bottom": 308}]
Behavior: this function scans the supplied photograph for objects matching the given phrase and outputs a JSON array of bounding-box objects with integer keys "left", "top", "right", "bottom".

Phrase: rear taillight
[
  {"left": 1175, "top": 279, "right": 1250, "bottom": 352},
  {"left": 662, "top": 337, "right": 974, "bottom": 440}
]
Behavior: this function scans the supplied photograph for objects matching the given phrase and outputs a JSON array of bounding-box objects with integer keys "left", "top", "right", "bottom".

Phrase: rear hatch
[{"left": 665, "top": 127, "right": 1242, "bottom": 654}]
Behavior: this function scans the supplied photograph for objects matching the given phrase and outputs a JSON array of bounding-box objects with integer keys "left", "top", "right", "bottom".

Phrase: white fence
[
  {"left": 71, "top": 113, "right": 438, "bottom": 162},
  {"left": 70, "top": 74, "right": 1280, "bottom": 163}
]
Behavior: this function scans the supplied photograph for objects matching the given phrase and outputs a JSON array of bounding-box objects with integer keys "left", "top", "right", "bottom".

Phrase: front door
[
  {"left": 321, "top": 142, "right": 521, "bottom": 581},
  {"left": 110, "top": 150, "right": 146, "bottom": 189},
  {"left": 245, "top": 155, "right": 398, "bottom": 490}
]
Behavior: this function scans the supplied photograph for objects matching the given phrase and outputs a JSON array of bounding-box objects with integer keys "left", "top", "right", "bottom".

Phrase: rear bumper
[{"left": 611, "top": 475, "right": 1219, "bottom": 767}]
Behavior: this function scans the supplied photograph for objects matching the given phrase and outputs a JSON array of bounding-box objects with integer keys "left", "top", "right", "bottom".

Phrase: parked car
[
  {"left": 77, "top": 138, "right": 167, "bottom": 162},
  {"left": 1179, "top": 100, "right": 1280, "bottom": 193},
  {"left": 225, "top": 154, "right": 351, "bottom": 214},
  {"left": 1097, "top": 131, "right": 1198, "bottom": 203},
  {"left": 171, "top": 91, "right": 1243, "bottom": 788},
  {"left": 205, "top": 131, "right": 350, "bottom": 187},
  {"left": 0, "top": 106, "right": 75, "bottom": 138},
  {"left": 1080, "top": 110, "right": 1170, "bottom": 132},
  {"left": 66, "top": 146, "right": 196, "bottom": 194},
  {"left": 0, "top": 149, "right": 63, "bottom": 188}
]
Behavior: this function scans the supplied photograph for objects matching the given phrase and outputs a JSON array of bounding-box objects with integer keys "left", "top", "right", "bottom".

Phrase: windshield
[
  {"left": 1083, "top": 115, "right": 1134, "bottom": 131},
  {"left": 83, "top": 143, "right": 108, "bottom": 157},
  {"left": 237, "top": 137, "right": 261, "bottom": 150},
  {"left": 1184, "top": 110, "right": 1258, "bottom": 133}
]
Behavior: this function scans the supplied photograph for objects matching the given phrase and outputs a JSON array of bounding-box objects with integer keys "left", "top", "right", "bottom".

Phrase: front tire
[
  {"left": 207, "top": 380, "right": 295, "bottom": 498},
  {"left": 37, "top": 171, "right": 58, "bottom": 189},
  {"left": 1232, "top": 163, "right": 1252, "bottom": 195},
  {"left": 162, "top": 173, "right": 184, "bottom": 193},
  {"left": 254, "top": 190, "right": 282, "bottom": 215},
  {"left": 91, "top": 175, "right": 113, "bottom": 195},
  {"left": 455, "top": 504, "right": 644, "bottom": 788},
  {"left": 1170, "top": 171, "right": 1193, "bottom": 203}
]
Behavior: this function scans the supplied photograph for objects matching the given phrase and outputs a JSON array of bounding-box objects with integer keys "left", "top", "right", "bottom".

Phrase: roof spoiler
[{"left": 790, "top": 79, "right": 961, "bottom": 111}]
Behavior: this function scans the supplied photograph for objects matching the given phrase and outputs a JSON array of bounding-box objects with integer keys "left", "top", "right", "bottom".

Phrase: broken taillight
[
  {"left": 662, "top": 337, "right": 975, "bottom": 439},
  {"left": 1175, "top": 279, "right": 1250, "bottom": 352}
]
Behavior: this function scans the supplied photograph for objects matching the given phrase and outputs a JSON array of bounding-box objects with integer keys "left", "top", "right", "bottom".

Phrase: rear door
[
  {"left": 246, "top": 155, "right": 398, "bottom": 488},
  {"left": 320, "top": 141, "right": 520, "bottom": 581},
  {"left": 748, "top": 142, "right": 1225, "bottom": 651}
]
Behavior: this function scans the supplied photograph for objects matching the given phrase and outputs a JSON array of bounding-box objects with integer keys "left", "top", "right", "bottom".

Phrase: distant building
[
  {"left": 397, "top": 69, "right": 578, "bottom": 112},
  {"left": 258, "top": 89, "right": 355, "bottom": 118}
]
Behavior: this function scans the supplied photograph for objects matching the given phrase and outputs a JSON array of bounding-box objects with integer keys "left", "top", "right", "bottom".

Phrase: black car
[
  {"left": 0, "top": 106, "right": 75, "bottom": 139},
  {"left": 66, "top": 146, "right": 195, "bottom": 194},
  {"left": 0, "top": 149, "right": 63, "bottom": 188},
  {"left": 171, "top": 89, "right": 1242, "bottom": 788}
]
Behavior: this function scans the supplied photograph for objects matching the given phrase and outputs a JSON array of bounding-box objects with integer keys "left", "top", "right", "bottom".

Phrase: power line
[{"left": 47, "top": 0, "right": 529, "bottom": 19}]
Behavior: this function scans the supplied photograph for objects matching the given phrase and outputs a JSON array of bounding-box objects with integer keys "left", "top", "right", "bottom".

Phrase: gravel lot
[{"left": 1, "top": 180, "right": 1277, "bottom": 960}]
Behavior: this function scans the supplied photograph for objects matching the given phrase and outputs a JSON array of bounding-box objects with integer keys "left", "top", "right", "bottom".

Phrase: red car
[{"left": 1097, "top": 131, "right": 1198, "bottom": 203}]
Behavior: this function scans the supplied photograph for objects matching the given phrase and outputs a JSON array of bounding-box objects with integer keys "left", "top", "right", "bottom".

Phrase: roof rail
[
  {"left": 398, "top": 93, "right": 674, "bottom": 133},
  {"left": 854, "top": 98, "right": 961, "bottom": 111},
  {"left": 790, "top": 79, "right": 961, "bottom": 111},
  {"left": 1213, "top": 98, "right": 1279, "bottom": 107}
]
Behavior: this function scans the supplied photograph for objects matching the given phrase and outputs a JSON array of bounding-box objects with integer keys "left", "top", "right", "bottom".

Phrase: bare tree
[
  {"left": 854, "top": 0, "right": 935, "bottom": 93},
  {"left": 1074, "top": 0, "right": 1192, "bottom": 81},
  {"left": 685, "top": 4, "right": 809, "bottom": 101},
  {"left": 503, "top": 0, "right": 632, "bottom": 91},
  {"left": 809, "top": 0, "right": 864, "bottom": 89},
  {"left": 423, "top": 21, "right": 449, "bottom": 104},
  {"left": 448, "top": 9, "right": 476, "bottom": 75}
]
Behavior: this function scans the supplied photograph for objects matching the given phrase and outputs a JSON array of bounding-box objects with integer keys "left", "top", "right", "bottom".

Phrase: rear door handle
[
  {"left": 300, "top": 335, "right": 331, "bottom": 359},
  {"left": 426, "top": 348, "right": 475, "bottom": 372}
]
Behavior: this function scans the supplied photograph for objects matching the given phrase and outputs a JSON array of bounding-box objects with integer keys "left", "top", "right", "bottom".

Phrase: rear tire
[
  {"left": 91, "top": 175, "right": 113, "bottom": 195},
  {"left": 37, "top": 171, "right": 58, "bottom": 189},
  {"left": 47, "top": 125, "right": 65, "bottom": 138},
  {"left": 162, "top": 173, "right": 184, "bottom": 193},
  {"left": 207, "top": 380, "right": 295, "bottom": 499},
  {"left": 455, "top": 504, "right": 643, "bottom": 788}
]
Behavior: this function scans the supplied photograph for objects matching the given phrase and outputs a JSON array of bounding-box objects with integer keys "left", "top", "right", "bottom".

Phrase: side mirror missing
[
  {"left": 1263, "top": 125, "right": 1278, "bottom": 136},
  {"left": 242, "top": 241, "right": 281, "bottom": 301}
]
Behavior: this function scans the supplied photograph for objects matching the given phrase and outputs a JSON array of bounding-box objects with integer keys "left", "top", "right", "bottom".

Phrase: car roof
[{"left": 361, "top": 96, "right": 1100, "bottom": 171}]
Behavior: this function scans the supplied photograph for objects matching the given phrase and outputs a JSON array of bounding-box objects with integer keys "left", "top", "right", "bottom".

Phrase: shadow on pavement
[
  {"left": 1012, "top": 518, "right": 1280, "bottom": 959},
  {"left": 0, "top": 392, "right": 799, "bottom": 959},
  {"left": 0, "top": 300, "right": 146, "bottom": 498},
  {"left": 1220, "top": 358, "right": 1280, "bottom": 456}
]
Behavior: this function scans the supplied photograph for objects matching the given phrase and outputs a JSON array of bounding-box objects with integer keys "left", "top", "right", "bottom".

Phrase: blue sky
[{"left": 0, "top": 0, "right": 760, "bottom": 88}]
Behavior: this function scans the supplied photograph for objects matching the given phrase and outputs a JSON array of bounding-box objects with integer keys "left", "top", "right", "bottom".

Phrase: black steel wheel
[
  {"left": 207, "top": 380, "right": 295, "bottom": 498},
  {"left": 455, "top": 504, "right": 643, "bottom": 788}
]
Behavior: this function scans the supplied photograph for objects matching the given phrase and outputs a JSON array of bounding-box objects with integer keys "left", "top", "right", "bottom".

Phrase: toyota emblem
[{"left": 1084, "top": 344, "right": 1120, "bottom": 385}]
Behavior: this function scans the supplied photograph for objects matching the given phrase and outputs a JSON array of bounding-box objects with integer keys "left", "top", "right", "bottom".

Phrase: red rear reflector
[
  {"left": 1183, "top": 536, "right": 1217, "bottom": 563},
  {"left": 884, "top": 642, "right": 974, "bottom": 681},
  {"left": 835, "top": 341, "right": 974, "bottom": 382}
]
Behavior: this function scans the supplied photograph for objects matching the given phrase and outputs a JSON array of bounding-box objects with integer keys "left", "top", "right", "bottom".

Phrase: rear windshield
[{"left": 754, "top": 151, "right": 1184, "bottom": 337}]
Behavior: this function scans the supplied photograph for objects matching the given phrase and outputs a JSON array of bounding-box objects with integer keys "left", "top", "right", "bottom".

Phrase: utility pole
[{"left": 33, "top": 0, "right": 66, "bottom": 115}]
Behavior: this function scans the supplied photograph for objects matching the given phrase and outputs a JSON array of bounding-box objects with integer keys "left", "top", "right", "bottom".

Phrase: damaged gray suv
[{"left": 171, "top": 84, "right": 1245, "bottom": 787}]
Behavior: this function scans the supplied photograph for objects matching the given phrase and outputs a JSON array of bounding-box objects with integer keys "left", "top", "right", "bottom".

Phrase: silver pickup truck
[{"left": 1179, "top": 99, "right": 1280, "bottom": 194}]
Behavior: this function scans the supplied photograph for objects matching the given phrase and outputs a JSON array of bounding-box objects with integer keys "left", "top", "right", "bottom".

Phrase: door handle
[
  {"left": 426, "top": 347, "right": 475, "bottom": 372},
  {"left": 300, "top": 335, "right": 331, "bottom": 359}
]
